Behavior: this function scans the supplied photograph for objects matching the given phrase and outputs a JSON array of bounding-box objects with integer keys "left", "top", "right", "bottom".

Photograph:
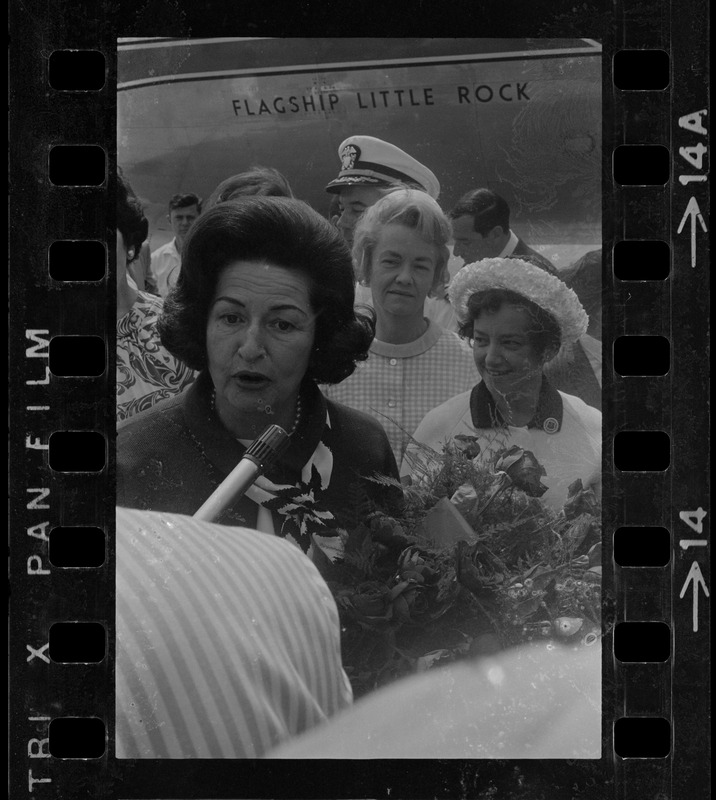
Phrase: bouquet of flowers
[{"left": 323, "top": 434, "right": 602, "bottom": 699}]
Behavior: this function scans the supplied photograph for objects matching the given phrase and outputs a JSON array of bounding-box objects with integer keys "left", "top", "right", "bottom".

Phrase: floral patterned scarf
[{"left": 244, "top": 409, "right": 347, "bottom": 563}]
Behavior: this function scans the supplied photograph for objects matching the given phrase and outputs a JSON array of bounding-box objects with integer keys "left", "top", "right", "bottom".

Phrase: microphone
[{"left": 193, "top": 424, "right": 291, "bottom": 522}]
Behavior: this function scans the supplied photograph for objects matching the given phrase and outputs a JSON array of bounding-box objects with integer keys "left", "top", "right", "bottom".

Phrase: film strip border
[
  {"left": 9, "top": 3, "right": 118, "bottom": 795},
  {"left": 608, "top": 1, "right": 710, "bottom": 794},
  {"left": 9, "top": 11, "right": 709, "bottom": 800}
]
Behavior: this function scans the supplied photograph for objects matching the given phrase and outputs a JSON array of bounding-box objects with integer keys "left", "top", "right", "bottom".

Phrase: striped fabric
[
  {"left": 323, "top": 320, "right": 476, "bottom": 463},
  {"left": 115, "top": 507, "right": 352, "bottom": 759}
]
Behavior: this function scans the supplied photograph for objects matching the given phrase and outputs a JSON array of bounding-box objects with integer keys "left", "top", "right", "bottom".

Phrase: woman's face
[
  {"left": 206, "top": 261, "right": 316, "bottom": 435},
  {"left": 369, "top": 223, "right": 439, "bottom": 318},
  {"left": 472, "top": 304, "right": 548, "bottom": 395}
]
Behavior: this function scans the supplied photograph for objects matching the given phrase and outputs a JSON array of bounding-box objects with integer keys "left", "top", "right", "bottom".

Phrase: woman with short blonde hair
[{"left": 324, "top": 189, "right": 475, "bottom": 463}]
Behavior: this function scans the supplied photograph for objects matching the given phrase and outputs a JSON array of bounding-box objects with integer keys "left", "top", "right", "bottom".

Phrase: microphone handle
[
  {"left": 193, "top": 456, "right": 262, "bottom": 521},
  {"left": 193, "top": 424, "right": 291, "bottom": 522}
]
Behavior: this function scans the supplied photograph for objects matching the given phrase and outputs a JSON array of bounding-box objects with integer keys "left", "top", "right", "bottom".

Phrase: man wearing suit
[{"left": 449, "top": 188, "right": 558, "bottom": 275}]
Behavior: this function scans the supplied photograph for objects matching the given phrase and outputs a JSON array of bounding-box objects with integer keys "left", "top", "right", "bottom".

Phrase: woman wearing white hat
[{"left": 402, "top": 257, "right": 601, "bottom": 510}]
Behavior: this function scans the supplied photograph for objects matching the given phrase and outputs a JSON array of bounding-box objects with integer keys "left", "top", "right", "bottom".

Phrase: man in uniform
[
  {"left": 325, "top": 135, "right": 455, "bottom": 330},
  {"left": 325, "top": 135, "right": 441, "bottom": 247}
]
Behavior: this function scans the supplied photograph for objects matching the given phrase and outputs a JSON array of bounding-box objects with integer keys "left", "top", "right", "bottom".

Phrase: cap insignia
[{"left": 340, "top": 144, "right": 360, "bottom": 170}]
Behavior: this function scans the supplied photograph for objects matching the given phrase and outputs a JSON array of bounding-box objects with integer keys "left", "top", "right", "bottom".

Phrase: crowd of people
[{"left": 115, "top": 134, "right": 603, "bottom": 759}]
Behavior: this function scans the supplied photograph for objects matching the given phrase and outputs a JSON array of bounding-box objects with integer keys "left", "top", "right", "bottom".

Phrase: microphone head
[{"left": 243, "top": 424, "right": 291, "bottom": 472}]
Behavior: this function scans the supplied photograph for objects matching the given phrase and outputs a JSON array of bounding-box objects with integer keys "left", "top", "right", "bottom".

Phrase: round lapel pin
[{"left": 543, "top": 417, "right": 559, "bottom": 434}]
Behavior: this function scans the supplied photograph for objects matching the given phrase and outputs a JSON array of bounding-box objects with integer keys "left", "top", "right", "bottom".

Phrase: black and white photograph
[
  {"left": 9, "top": 5, "right": 711, "bottom": 796},
  {"left": 115, "top": 37, "right": 603, "bottom": 761}
]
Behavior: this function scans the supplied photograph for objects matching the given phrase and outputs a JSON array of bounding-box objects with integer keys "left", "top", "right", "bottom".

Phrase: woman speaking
[{"left": 117, "top": 197, "right": 402, "bottom": 562}]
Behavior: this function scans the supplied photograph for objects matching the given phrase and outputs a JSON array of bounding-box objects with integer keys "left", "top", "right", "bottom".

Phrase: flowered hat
[{"left": 448, "top": 257, "right": 589, "bottom": 344}]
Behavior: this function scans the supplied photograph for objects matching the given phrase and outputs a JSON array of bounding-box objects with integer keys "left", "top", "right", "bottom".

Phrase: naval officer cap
[{"left": 325, "top": 135, "right": 440, "bottom": 199}]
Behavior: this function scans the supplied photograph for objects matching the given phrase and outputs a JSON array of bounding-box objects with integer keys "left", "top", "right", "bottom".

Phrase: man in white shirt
[{"left": 150, "top": 192, "right": 202, "bottom": 297}]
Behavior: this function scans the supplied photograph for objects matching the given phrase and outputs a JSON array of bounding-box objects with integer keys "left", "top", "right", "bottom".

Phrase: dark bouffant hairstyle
[
  {"left": 117, "top": 169, "right": 149, "bottom": 263},
  {"left": 449, "top": 188, "right": 510, "bottom": 236},
  {"left": 205, "top": 166, "right": 294, "bottom": 210},
  {"left": 458, "top": 288, "right": 561, "bottom": 358},
  {"left": 158, "top": 196, "right": 375, "bottom": 384}
]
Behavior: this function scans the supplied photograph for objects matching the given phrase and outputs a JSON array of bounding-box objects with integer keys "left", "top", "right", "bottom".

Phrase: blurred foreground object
[
  {"left": 269, "top": 640, "right": 601, "bottom": 758},
  {"left": 116, "top": 507, "right": 352, "bottom": 758}
]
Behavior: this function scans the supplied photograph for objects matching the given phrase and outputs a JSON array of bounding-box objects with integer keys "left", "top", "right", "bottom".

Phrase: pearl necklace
[
  {"left": 287, "top": 395, "right": 302, "bottom": 436},
  {"left": 210, "top": 389, "right": 302, "bottom": 436}
]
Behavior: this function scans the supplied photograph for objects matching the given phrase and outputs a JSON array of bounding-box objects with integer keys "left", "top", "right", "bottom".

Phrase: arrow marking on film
[
  {"left": 679, "top": 539, "right": 708, "bottom": 550},
  {"left": 677, "top": 197, "right": 708, "bottom": 268},
  {"left": 679, "top": 561, "right": 709, "bottom": 632}
]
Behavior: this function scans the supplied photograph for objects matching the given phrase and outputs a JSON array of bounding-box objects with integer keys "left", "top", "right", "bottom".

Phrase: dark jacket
[
  {"left": 117, "top": 371, "right": 403, "bottom": 530},
  {"left": 512, "top": 237, "right": 560, "bottom": 276}
]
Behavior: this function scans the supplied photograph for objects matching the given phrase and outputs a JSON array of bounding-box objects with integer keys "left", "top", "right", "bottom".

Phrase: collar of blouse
[{"left": 470, "top": 377, "right": 564, "bottom": 433}]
